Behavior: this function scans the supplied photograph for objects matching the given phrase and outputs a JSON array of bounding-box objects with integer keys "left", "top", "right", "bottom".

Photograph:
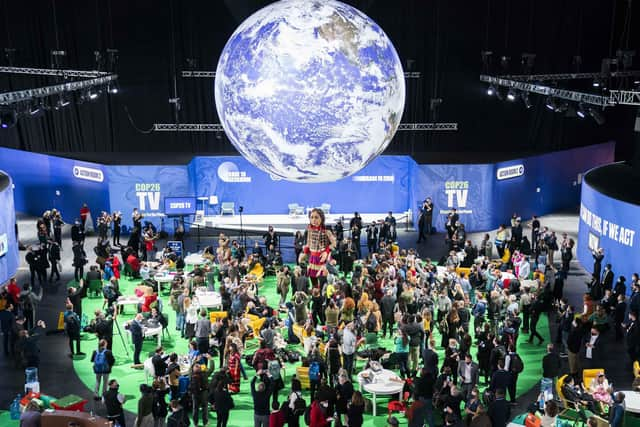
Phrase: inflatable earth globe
[{"left": 215, "top": 0, "right": 405, "bottom": 182}]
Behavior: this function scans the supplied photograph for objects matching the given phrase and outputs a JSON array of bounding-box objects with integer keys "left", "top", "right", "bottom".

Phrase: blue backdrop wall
[
  {"left": 0, "top": 171, "right": 19, "bottom": 284},
  {"left": 0, "top": 147, "right": 110, "bottom": 224},
  {"left": 0, "top": 143, "right": 615, "bottom": 236},
  {"left": 577, "top": 175, "right": 639, "bottom": 295}
]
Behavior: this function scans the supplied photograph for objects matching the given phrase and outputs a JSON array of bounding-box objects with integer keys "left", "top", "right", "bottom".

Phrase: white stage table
[
  {"left": 357, "top": 368, "right": 404, "bottom": 416},
  {"left": 184, "top": 254, "right": 207, "bottom": 266},
  {"left": 195, "top": 289, "right": 222, "bottom": 310},
  {"left": 117, "top": 295, "right": 143, "bottom": 306},
  {"left": 126, "top": 324, "right": 162, "bottom": 347}
]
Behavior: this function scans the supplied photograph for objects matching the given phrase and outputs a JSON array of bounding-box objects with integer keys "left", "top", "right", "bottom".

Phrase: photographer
[{"left": 89, "top": 308, "right": 114, "bottom": 350}]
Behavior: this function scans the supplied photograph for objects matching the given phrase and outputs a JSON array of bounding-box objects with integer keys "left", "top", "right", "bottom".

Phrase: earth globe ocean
[{"left": 215, "top": 0, "right": 406, "bottom": 183}]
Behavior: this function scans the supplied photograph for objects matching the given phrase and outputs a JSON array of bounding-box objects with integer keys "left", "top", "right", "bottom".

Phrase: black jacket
[
  {"left": 251, "top": 375, "right": 272, "bottom": 416},
  {"left": 490, "top": 369, "right": 511, "bottom": 392},
  {"left": 488, "top": 397, "right": 511, "bottom": 427},
  {"left": 542, "top": 352, "right": 561, "bottom": 378},
  {"left": 213, "top": 389, "right": 235, "bottom": 413}
]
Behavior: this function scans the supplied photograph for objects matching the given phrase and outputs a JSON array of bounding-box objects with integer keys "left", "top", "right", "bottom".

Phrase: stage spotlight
[
  {"left": 506, "top": 89, "right": 517, "bottom": 101},
  {"left": 592, "top": 78, "right": 601, "bottom": 88},
  {"left": 589, "top": 107, "right": 605, "bottom": 125},
  {"left": 55, "top": 94, "right": 71, "bottom": 109},
  {"left": 29, "top": 100, "right": 45, "bottom": 117},
  {"left": 576, "top": 103, "right": 586, "bottom": 118},
  {"left": 545, "top": 96, "right": 556, "bottom": 111},
  {"left": 555, "top": 102, "right": 569, "bottom": 113},
  {"left": 0, "top": 108, "right": 18, "bottom": 129},
  {"left": 522, "top": 93, "right": 532, "bottom": 109},
  {"left": 87, "top": 87, "right": 99, "bottom": 100},
  {"left": 486, "top": 85, "right": 495, "bottom": 96},
  {"left": 108, "top": 82, "right": 119, "bottom": 94}
]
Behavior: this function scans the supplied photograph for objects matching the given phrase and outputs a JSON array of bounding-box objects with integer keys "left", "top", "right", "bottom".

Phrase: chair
[
  {"left": 209, "top": 311, "right": 228, "bottom": 323},
  {"left": 248, "top": 263, "right": 264, "bottom": 282},
  {"left": 582, "top": 368, "right": 604, "bottom": 390},
  {"left": 88, "top": 279, "right": 103, "bottom": 298},
  {"left": 363, "top": 332, "right": 379, "bottom": 350},
  {"left": 556, "top": 375, "right": 582, "bottom": 425},
  {"left": 388, "top": 389, "right": 411, "bottom": 416},
  {"left": 320, "top": 203, "right": 331, "bottom": 215},
  {"left": 633, "top": 360, "right": 640, "bottom": 378},
  {"left": 220, "top": 202, "right": 235, "bottom": 216},
  {"left": 296, "top": 366, "right": 311, "bottom": 389},
  {"left": 288, "top": 203, "right": 304, "bottom": 216}
]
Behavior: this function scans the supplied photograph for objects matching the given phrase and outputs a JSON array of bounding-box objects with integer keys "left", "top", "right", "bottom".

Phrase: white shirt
[
  {"left": 463, "top": 363, "right": 472, "bottom": 383},
  {"left": 586, "top": 335, "right": 597, "bottom": 359}
]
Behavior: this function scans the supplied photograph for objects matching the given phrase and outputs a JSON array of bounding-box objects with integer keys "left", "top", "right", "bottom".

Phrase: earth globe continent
[{"left": 215, "top": 0, "right": 406, "bottom": 183}]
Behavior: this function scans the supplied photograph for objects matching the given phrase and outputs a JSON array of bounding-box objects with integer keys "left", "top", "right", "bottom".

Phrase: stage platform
[{"left": 192, "top": 211, "right": 413, "bottom": 235}]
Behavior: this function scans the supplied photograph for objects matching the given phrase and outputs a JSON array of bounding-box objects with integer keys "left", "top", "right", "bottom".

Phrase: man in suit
[
  {"left": 590, "top": 248, "right": 604, "bottom": 287},
  {"left": 488, "top": 389, "right": 511, "bottom": 427},
  {"left": 490, "top": 359, "right": 511, "bottom": 393},
  {"left": 602, "top": 264, "right": 614, "bottom": 291},
  {"left": 626, "top": 311, "right": 639, "bottom": 365},
  {"left": 422, "top": 339, "right": 439, "bottom": 378},
  {"left": 584, "top": 327, "right": 603, "bottom": 369},
  {"left": 542, "top": 344, "right": 562, "bottom": 386},
  {"left": 457, "top": 353, "right": 479, "bottom": 400},
  {"left": 561, "top": 376, "right": 596, "bottom": 412}
]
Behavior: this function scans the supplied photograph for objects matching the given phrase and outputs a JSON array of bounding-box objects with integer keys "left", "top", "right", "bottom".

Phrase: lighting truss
[
  {"left": 0, "top": 66, "right": 111, "bottom": 78},
  {"left": 480, "top": 74, "right": 612, "bottom": 107},
  {"left": 0, "top": 74, "right": 118, "bottom": 105},
  {"left": 496, "top": 70, "right": 640, "bottom": 82},
  {"left": 609, "top": 90, "right": 640, "bottom": 106},
  {"left": 152, "top": 122, "right": 458, "bottom": 132},
  {"left": 181, "top": 70, "right": 423, "bottom": 79}
]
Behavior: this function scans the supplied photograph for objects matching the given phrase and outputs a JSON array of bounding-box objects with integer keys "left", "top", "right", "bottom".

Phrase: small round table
[{"left": 357, "top": 369, "right": 404, "bottom": 416}]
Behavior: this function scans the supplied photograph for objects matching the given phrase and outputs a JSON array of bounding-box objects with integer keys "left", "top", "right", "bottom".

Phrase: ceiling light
[
  {"left": 506, "top": 89, "right": 517, "bottom": 101},
  {"left": 486, "top": 85, "right": 495, "bottom": 96}
]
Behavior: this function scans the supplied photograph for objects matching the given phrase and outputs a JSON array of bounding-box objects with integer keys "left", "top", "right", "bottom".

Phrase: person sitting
[
  {"left": 587, "top": 372, "right": 613, "bottom": 413},
  {"left": 561, "top": 376, "right": 597, "bottom": 413}
]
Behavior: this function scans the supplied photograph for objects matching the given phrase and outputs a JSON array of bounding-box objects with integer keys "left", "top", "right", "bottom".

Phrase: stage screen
[
  {"left": 0, "top": 171, "right": 19, "bottom": 284},
  {"left": 164, "top": 197, "right": 197, "bottom": 216}
]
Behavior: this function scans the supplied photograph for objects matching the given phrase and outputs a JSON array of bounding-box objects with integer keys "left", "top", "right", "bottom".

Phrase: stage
[{"left": 192, "top": 210, "right": 413, "bottom": 235}]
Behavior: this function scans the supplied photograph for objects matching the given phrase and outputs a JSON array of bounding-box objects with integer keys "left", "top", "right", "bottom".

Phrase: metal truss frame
[
  {"left": 496, "top": 70, "right": 640, "bottom": 82},
  {"left": 152, "top": 122, "right": 458, "bottom": 132},
  {"left": 480, "top": 74, "right": 612, "bottom": 107},
  {"left": 608, "top": 90, "right": 640, "bottom": 106},
  {"left": 0, "top": 74, "right": 118, "bottom": 105},
  {"left": 0, "top": 66, "right": 110, "bottom": 78}
]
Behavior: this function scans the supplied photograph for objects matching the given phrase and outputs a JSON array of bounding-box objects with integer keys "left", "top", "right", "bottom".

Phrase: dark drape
[{"left": 0, "top": 0, "right": 636, "bottom": 161}]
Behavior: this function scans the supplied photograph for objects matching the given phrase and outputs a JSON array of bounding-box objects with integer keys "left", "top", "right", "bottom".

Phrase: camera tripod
[{"left": 110, "top": 304, "right": 130, "bottom": 357}]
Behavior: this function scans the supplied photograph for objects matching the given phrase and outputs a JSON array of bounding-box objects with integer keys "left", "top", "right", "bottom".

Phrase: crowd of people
[{"left": 2, "top": 203, "right": 638, "bottom": 427}]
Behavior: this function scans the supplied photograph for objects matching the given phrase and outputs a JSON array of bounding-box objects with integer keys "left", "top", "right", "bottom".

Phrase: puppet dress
[{"left": 303, "top": 225, "right": 334, "bottom": 280}]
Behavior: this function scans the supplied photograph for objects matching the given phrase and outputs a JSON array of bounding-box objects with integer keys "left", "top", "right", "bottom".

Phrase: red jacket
[
  {"left": 310, "top": 401, "right": 329, "bottom": 427},
  {"left": 269, "top": 409, "right": 286, "bottom": 427},
  {"left": 127, "top": 254, "right": 141, "bottom": 272}
]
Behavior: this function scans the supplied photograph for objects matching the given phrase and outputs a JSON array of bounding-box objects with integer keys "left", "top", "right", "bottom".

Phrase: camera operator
[{"left": 93, "top": 308, "right": 115, "bottom": 350}]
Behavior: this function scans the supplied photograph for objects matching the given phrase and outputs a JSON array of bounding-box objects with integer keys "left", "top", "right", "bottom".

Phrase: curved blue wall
[
  {"left": 577, "top": 173, "right": 639, "bottom": 294},
  {"left": 0, "top": 171, "right": 19, "bottom": 285}
]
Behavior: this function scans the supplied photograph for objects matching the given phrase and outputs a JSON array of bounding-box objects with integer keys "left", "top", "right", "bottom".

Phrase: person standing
[
  {"left": 527, "top": 299, "right": 544, "bottom": 345},
  {"left": 127, "top": 313, "right": 144, "bottom": 365},
  {"left": 112, "top": 211, "right": 122, "bottom": 246},
  {"left": 341, "top": 322, "right": 357, "bottom": 377},
  {"left": 213, "top": 380, "right": 235, "bottom": 427},
  {"left": 64, "top": 303, "right": 83, "bottom": 358},
  {"left": 252, "top": 371, "right": 273, "bottom": 427},
  {"left": 626, "top": 311, "right": 640, "bottom": 365},
  {"left": 190, "top": 354, "right": 214, "bottom": 427},
  {"left": 52, "top": 210, "right": 64, "bottom": 248},
  {"left": 488, "top": 389, "right": 510, "bottom": 427},
  {"left": 310, "top": 398, "right": 334, "bottom": 427},
  {"left": 48, "top": 241, "right": 61, "bottom": 283},
  {"left": 591, "top": 248, "right": 604, "bottom": 287},
  {"left": 504, "top": 345, "right": 523, "bottom": 404},
  {"left": 80, "top": 203, "right": 91, "bottom": 229},
  {"left": 542, "top": 344, "right": 561, "bottom": 389},
  {"left": 195, "top": 309, "right": 211, "bottom": 354},
  {"left": 103, "top": 379, "right": 127, "bottom": 427},
  {"left": 91, "top": 339, "right": 115, "bottom": 400},
  {"left": 457, "top": 353, "right": 479, "bottom": 401}
]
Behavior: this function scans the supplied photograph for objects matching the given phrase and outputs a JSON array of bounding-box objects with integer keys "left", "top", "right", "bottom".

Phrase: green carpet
[{"left": 63, "top": 272, "right": 549, "bottom": 426}]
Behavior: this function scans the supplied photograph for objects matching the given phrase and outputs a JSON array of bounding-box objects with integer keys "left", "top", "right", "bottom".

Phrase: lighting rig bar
[
  {"left": 0, "top": 66, "right": 111, "bottom": 78},
  {"left": 480, "top": 74, "right": 612, "bottom": 107},
  {"left": 181, "top": 70, "right": 423, "bottom": 79},
  {"left": 0, "top": 74, "right": 118, "bottom": 105},
  {"left": 152, "top": 122, "right": 458, "bottom": 132},
  {"left": 609, "top": 90, "right": 640, "bottom": 106},
  {"left": 497, "top": 70, "right": 640, "bottom": 82}
]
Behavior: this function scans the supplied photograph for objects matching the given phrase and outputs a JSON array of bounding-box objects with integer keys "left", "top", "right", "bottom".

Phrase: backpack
[
  {"left": 366, "top": 313, "right": 377, "bottom": 332},
  {"left": 304, "top": 405, "right": 312, "bottom": 426},
  {"left": 308, "top": 361, "right": 320, "bottom": 381},
  {"left": 66, "top": 312, "right": 80, "bottom": 334},
  {"left": 268, "top": 359, "right": 281, "bottom": 380},
  {"left": 292, "top": 392, "right": 307, "bottom": 417},
  {"left": 94, "top": 349, "right": 109, "bottom": 373},
  {"left": 509, "top": 353, "right": 524, "bottom": 374},
  {"left": 20, "top": 294, "right": 33, "bottom": 312},
  {"left": 103, "top": 284, "right": 116, "bottom": 301}
]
